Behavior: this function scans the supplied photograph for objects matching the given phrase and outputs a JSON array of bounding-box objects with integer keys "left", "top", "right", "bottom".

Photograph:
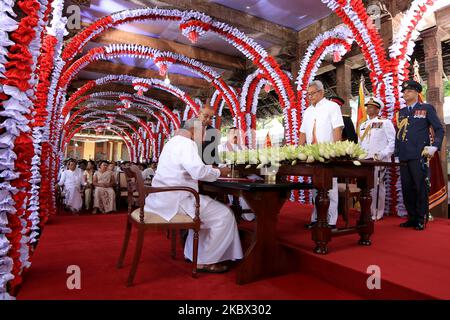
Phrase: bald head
[{"left": 199, "top": 107, "right": 214, "bottom": 127}]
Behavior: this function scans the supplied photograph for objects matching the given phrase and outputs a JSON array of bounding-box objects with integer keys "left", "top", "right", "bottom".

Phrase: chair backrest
[
  {"left": 124, "top": 165, "right": 148, "bottom": 211},
  {"left": 124, "top": 165, "right": 201, "bottom": 224},
  {"left": 119, "top": 172, "right": 128, "bottom": 188}
]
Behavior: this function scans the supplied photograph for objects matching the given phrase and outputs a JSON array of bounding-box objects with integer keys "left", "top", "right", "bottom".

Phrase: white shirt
[
  {"left": 144, "top": 135, "right": 220, "bottom": 221},
  {"left": 359, "top": 116, "right": 396, "bottom": 160},
  {"left": 142, "top": 168, "right": 155, "bottom": 180},
  {"left": 58, "top": 169, "right": 83, "bottom": 189},
  {"left": 75, "top": 167, "right": 86, "bottom": 185},
  {"left": 300, "top": 98, "right": 344, "bottom": 144}
]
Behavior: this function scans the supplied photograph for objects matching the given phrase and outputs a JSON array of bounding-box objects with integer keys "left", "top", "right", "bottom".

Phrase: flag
[
  {"left": 356, "top": 75, "right": 367, "bottom": 135},
  {"left": 264, "top": 132, "right": 272, "bottom": 148}
]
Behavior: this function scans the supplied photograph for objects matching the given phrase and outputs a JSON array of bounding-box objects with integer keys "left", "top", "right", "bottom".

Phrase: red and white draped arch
[
  {"left": 65, "top": 122, "right": 135, "bottom": 162},
  {"left": 65, "top": 74, "right": 201, "bottom": 116},
  {"left": 296, "top": 25, "right": 354, "bottom": 114},
  {"left": 62, "top": 109, "right": 154, "bottom": 162},
  {"left": 0, "top": 0, "right": 438, "bottom": 298},
  {"left": 239, "top": 70, "right": 293, "bottom": 148},
  {"left": 64, "top": 115, "right": 144, "bottom": 152},
  {"left": 63, "top": 91, "right": 177, "bottom": 134},
  {"left": 63, "top": 99, "right": 170, "bottom": 139},
  {"left": 56, "top": 8, "right": 297, "bottom": 145},
  {"left": 57, "top": 43, "right": 239, "bottom": 123}
]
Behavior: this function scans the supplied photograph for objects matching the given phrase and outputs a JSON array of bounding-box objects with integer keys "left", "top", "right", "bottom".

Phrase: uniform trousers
[{"left": 400, "top": 159, "right": 429, "bottom": 224}]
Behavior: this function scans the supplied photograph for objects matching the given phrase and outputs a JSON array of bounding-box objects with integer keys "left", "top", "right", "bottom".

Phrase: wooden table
[
  {"left": 235, "top": 160, "right": 400, "bottom": 255},
  {"left": 201, "top": 179, "right": 311, "bottom": 285}
]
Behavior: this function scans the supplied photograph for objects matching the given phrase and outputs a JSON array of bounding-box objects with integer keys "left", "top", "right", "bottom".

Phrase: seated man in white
[
  {"left": 144, "top": 118, "right": 243, "bottom": 273},
  {"left": 218, "top": 127, "right": 256, "bottom": 222},
  {"left": 58, "top": 159, "right": 85, "bottom": 212},
  {"left": 142, "top": 162, "right": 157, "bottom": 182}
]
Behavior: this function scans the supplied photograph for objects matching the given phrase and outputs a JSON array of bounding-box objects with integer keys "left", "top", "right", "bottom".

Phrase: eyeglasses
[{"left": 307, "top": 90, "right": 321, "bottom": 97}]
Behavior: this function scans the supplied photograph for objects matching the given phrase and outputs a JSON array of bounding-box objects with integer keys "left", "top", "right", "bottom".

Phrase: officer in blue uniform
[{"left": 395, "top": 80, "right": 444, "bottom": 230}]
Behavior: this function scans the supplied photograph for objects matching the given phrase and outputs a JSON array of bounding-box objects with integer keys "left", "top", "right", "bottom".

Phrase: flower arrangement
[{"left": 219, "top": 141, "right": 368, "bottom": 168}]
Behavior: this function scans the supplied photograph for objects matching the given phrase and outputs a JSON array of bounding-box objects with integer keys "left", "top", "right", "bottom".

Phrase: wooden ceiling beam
[{"left": 88, "top": 25, "right": 246, "bottom": 70}]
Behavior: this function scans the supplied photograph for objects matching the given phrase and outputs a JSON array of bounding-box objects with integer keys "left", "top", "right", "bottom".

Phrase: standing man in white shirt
[
  {"left": 300, "top": 80, "right": 344, "bottom": 229},
  {"left": 145, "top": 118, "right": 243, "bottom": 273},
  {"left": 359, "top": 97, "right": 396, "bottom": 221}
]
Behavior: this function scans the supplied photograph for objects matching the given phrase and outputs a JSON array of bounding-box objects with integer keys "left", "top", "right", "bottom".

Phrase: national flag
[{"left": 356, "top": 74, "right": 367, "bottom": 135}]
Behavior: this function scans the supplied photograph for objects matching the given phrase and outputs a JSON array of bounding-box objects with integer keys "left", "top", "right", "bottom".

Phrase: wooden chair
[
  {"left": 116, "top": 165, "right": 201, "bottom": 286},
  {"left": 115, "top": 172, "right": 126, "bottom": 209},
  {"left": 56, "top": 185, "right": 66, "bottom": 215}
]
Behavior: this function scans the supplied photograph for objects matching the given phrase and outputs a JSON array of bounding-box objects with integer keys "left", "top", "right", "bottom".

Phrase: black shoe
[
  {"left": 328, "top": 224, "right": 337, "bottom": 230},
  {"left": 414, "top": 222, "right": 425, "bottom": 231},
  {"left": 400, "top": 220, "right": 416, "bottom": 228},
  {"left": 304, "top": 222, "right": 317, "bottom": 229}
]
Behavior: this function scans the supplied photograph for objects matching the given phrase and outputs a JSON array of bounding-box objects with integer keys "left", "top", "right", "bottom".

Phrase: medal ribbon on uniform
[{"left": 359, "top": 124, "right": 371, "bottom": 142}]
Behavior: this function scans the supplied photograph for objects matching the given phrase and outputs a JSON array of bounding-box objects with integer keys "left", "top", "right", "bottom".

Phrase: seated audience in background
[
  {"left": 107, "top": 162, "right": 119, "bottom": 180},
  {"left": 58, "top": 159, "right": 69, "bottom": 181},
  {"left": 93, "top": 160, "right": 116, "bottom": 214},
  {"left": 137, "top": 163, "right": 145, "bottom": 172},
  {"left": 83, "top": 160, "right": 96, "bottom": 210},
  {"left": 58, "top": 159, "right": 85, "bottom": 212},
  {"left": 77, "top": 160, "right": 88, "bottom": 174},
  {"left": 142, "top": 162, "right": 157, "bottom": 181}
]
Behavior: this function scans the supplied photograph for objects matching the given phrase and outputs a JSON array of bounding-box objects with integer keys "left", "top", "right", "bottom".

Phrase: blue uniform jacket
[{"left": 394, "top": 102, "right": 444, "bottom": 161}]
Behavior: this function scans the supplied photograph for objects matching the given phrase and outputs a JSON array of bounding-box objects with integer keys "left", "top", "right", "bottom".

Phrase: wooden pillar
[
  {"left": 335, "top": 60, "right": 352, "bottom": 116},
  {"left": 102, "top": 142, "right": 107, "bottom": 160},
  {"left": 422, "top": 26, "right": 448, "bottom": 218},
  {"left": 117, "top": 141, "right": 123, "bottom": 161}
]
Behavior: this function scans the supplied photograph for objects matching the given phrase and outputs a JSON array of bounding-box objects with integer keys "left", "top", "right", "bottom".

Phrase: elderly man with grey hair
[
  {"left": 144, "top": 118, "right": 243, "bottom": 273},
  {"left": 300, "top": 80, "right": 344, "bottom": 229}
]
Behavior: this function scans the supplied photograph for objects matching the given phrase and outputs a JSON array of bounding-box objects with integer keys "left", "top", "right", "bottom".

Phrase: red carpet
[
  {"left": 17, "top": 208, "right": 359, "bottom": 300},
  {"left": 17, "top": 203, "right": 450, "bottom": 300}
]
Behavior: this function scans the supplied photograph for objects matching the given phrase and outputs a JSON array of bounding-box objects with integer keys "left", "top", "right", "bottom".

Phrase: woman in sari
[{"left": 93, "top": 161, "right": 116, "bottom": 214}]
